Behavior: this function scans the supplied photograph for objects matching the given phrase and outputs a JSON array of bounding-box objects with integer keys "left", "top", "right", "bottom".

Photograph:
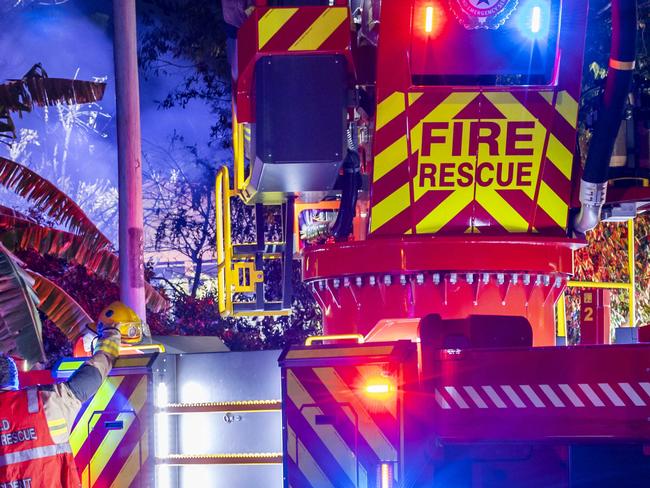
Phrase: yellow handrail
[
  {"left": 560, "top": 218, "right": 636, "bottom": 330},
  {"left": 305, "top": 334, "right": 365, "bottom": 346},
  {"left": 215, "top": 166, "right": 233, "bottom": 316}
]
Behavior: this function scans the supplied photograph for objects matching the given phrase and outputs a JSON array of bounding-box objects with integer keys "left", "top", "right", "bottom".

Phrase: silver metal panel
[{"left": 175, "top": 351, "right": 283, "bottom": 488}]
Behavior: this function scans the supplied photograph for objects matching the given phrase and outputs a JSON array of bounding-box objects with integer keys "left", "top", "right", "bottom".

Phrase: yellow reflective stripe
[
  {"left": 370, "top": 183, "right": 410, "bottom": 232},
  {"left": 69, "top": 376, "right": 124, "bottom": 454},
  {"left": 287, "top": 426, "right": 298, "bottom": 463},
  {"left": 286, "top": 345, "right": 394, "bottom": 360},
  {"left": 286, "top": 371, "right": 356, "bottom": 483},
  {"left": 109, "top": 429, "right": 148, "bottom": 488},
  {"left": 313, "top": 367, "right": 397, "bottom": 462},
  {"left": 555, "top": 91, "right": 579, "bottom": 129},
  {"left": 57, "top": 360, "right": 85, "bottom": 372},
  {"left": 540, "top": 91, "right": 554, "bottom": 105},
  {"left": 376, "top": 92, "right": 406, "bottom": 131},
  {"left": 477, "top": 188, "right": 530, "bottom": 232},
  {"left": 546, "top": 135, "right": 573, "bottom": 179},
  {"left": 373, "top": 136, "right": 408, "bottom": 181},
  {"left": 537, "top": 181, "right": 568, "bottom": 227},
  {"left": 258, "top": 8, "right": 299, "bottom": 49},
  {"left": 289, "top": 8, "right": 347, "bottom": 51},
  {"left": 415, "top": 190, "right": 472, "bottom": 234},
  {"left": 49, "top": 427, "right": 68, "bottom": 437},
  {"left": 297, "top": 438, "right": 335, "bottom": 488},
  {"left": 88, "top": 377, "right": 148, "bottom": 483},
  {"left": 47, "top": 418, "right": 67, "bottom": 428}
]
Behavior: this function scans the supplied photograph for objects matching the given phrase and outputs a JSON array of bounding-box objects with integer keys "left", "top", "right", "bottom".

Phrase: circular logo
[{"left": 450, "top": 0, "right": 519, "bottom": 30}]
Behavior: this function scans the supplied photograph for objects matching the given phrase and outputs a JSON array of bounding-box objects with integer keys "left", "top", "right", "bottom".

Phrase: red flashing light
[{"left": 419, "top": 2, "right": 445, "bottom": 38}]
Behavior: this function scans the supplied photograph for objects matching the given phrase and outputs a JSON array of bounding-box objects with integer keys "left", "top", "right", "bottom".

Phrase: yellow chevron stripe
[
  {"left": 477, "top": 188, "right": 529, "bottom": 232},
  {"left": 88, "top": 377, "right": 148, "bottom": 485},
  {"left": 484, "top": 92, "right": 536, "bottom": 121},
  {"left": 540, "top": 91, "right": 554, "bottom": 105},
  {"left": 546, "top": 134, "right": 573, "bottom": 179},
  {"left": 537, "top": 181, "right": 568, "bottom": 227},
  {"left": 258, "top": 8, "right": 299, "bottom": 50},
  {"left": 313, "top": 367, "right": 397, "bottom": 462},
  {"left": 298, "top": 438, "right": 335, "bottom": 488},
  {"left": 555, "top": 91, "right": 579, "bottom": 129},
  {"left": 287, "top": 371, "right": 356, "bottom": 483},
  {"left": 287, "top": 426, "right": 297, "bottom": 463},
  {"left": 370, "top": 183, "right": 410, "bottom": 232},
  {"left": 289, "top": 8, "right": 347, "bottom": 51},
  {"left": 70, "top": 376, "right": 124, "bottom": 454},
  {"left": 109, "top": 429, "right": 148, "bottom": 488},
  {"left": 373, "top": 136, "right": 408, "bottom": 181},
  {"left": 410, "top": 92, "right": 480, "bottom": 151},
  {"left": 376, "top": 92, "right": 406, "bottom": 131},
  {"left": 408, "top": 92, "right": 424, "bottom": 106},
  {"left": 415, "top": 190, "right": 472, "bottom": 234}
]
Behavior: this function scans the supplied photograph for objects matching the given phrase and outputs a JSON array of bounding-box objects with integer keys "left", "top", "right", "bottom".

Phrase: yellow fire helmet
[{"left": 97, "top": 301, "right": 145, "bottom": 345}]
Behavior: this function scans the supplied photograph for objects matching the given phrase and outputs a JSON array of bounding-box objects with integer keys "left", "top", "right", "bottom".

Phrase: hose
[
  {"left": 331, "top": 124, "right": 362, "bottom": 240},
  {"left": 573, "top": 0, "right": 637, "bottom": 234}
]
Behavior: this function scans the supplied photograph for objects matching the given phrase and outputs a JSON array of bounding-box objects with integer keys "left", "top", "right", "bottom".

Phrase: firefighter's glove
[{"left": 95, "top": 327, "right": 121, "bottom": 360}]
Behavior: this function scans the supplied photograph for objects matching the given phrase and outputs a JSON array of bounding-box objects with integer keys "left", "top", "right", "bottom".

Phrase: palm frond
[
  {"left": 0, "top": 243, "right": 44, "bottom": 366},
  {"left": 1, "top": 225, "right": 168, "bottom": 313},
  {"left": 29, "top": 271, "right": 93, "bottom": 341},
  {"left": 0, "top": 63, "right": 106, "bottom": 113},
  {"left": 0, "top": 157, "right": 112, "bottom": 246}
]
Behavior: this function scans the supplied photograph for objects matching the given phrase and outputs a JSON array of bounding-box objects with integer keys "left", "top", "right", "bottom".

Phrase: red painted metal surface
[
  {"left": 419, "top": 344, "right": 650, "bottom": 442},
  {"left": 303, "top": 236, "right": 582, "bottom": 345},
  {"left": 579, "top": 289, "right": 611, "bottom": 345}
]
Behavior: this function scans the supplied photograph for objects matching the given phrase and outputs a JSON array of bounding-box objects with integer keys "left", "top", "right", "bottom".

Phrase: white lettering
[{"left": 0, "top": 427, "right": 37, "bottom": 447}]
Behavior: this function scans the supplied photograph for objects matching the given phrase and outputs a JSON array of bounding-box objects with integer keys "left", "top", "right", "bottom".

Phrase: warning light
[
  {"left": 366, "top": 383, "right": 391, "bottom": 394},
  {"left": 425, "top": 6, "right": 434, "bottom": 33},
  {"left": 531, "top": 6, "right": 542, "bottom": 33},
  {"left": 378, "top": 462, "right": 394, "bottom": 488}
]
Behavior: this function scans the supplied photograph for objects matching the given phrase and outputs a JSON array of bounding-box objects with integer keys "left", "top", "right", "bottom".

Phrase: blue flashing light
[{"left": 515, "top": 1, "right": 550, "bottom": 39}]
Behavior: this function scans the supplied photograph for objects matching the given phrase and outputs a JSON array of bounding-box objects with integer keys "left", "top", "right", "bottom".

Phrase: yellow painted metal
[
  {"left": 566, "top": 281, "right": 633, "bottom": 290},
  {"left": 233, "top": 261, "right": 264, "bottom": 293},
  {"left": 305, "top": 334, "right": 365, "bottom": 346},
  {"left": 215, "top": 167, "right": 233, "bottom": 315},
  {"left": 556, "top": 293, "right": 567, "bottom": 338}
]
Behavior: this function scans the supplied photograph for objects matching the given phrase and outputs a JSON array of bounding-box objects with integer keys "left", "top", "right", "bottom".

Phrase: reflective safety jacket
[{"left": 0, "top": 388, "right": 81, "bottom": 488}]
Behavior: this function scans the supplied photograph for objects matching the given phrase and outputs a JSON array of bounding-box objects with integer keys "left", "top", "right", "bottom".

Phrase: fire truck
[{"left": 38, "top": 0, "right": 650, "bottom": 487}]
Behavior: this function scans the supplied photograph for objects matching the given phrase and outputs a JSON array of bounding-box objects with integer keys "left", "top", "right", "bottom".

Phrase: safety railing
[{"left": 557, "top": 218, "right": 636, "bottom": 338}]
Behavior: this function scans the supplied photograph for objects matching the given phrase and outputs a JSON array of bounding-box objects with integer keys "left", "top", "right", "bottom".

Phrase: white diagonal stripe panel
[
  {"left": 559, "top": 384, "right": 585, "bottom": 407},
  {"left": 435, "top": 389, "right": 451, "bottom": 409},
  {"left": 619, "top": 383, "right": 646, "bottom": 406},
  {"left": 638, "top": 382, "right": 650, "bottom": 399},
  {"left": 501, "top": 385, "right": 526, "bottom": 408},
  {"left": 579, "top": 384, "right": 605, "bottom": 407},
  {"left": 520, "top": 385, "right": 545, "bottom": 408},
  {"left": 482, "top": 386, "right": 507, "bottom": 408},
  {"left": 445, "top": 386, "right": 469, "bottom": 409},
  {"left": 598, "top": 383, "right": 625, "bottom": 407},
  {"left": 463, "top": 386, "right": 488, "bottom": 409},
  {"left": 540, "top": 385, "right": 565, "bottom": 407}
]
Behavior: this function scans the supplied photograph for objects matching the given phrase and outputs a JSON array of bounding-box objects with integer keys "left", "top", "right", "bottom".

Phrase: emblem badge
[{"left": 450, "top": 0, "right": 519, "bottom": 30}]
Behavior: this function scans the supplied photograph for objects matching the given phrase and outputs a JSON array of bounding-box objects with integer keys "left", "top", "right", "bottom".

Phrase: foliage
[
  {"left": 0, "top": 243, "right": 44, "bottom": 364},
  {"left": 138, "top": 0, "right": 232, "bottom": 148}
]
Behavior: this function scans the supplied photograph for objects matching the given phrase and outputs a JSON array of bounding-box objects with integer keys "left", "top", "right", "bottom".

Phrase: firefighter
[{"left": 0, "top": 301, "right": 145, "bottom": 488}]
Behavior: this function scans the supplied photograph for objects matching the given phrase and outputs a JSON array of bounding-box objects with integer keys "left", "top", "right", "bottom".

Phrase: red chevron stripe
[
  {"left": 497, "top": 189, "right": 536, "bottom": 227},
  {"left": 374, "top": 111, "right": 408, "bottom": 155},
  {"left": 473, "top": 201, "right": 508, "bottom": 234},
  {"left": 94, "top": 417, "right": 147, "bottom": 487},
  {"left": 291, "top": 367, "right": 383, "bottom": 484},
  {"left": 407, "top": 91, "right": 453, "bottom": 127},
  {"left": 512, "top": 91, "right": 576, "bottom": 153},
  {"left": 371, "top": 161, "right": 410, "bottom": 204},
  {"left": 435, "top": 202, "right": 474, "bottom": 235},
  {"left": 372, "top": 204, "right": 413, "bottom": 235},
  {"left": 318, "top": 15, "right": 350, "bottom": 51},
  {"left": 286, "top": 398, "right": 356, "bottom": 488},
  {"left": 532, "top": 204, "right": 567, "bottom": 235},
  {"left": 541, "top": 159, "right": 572, "bottom": 202},
  {"left": 412, "top": 189, "right": 455, "bottom": 225},
  {"left": 73, "top": 376, "right": 143, "bottom": 470},
  {"left": 261, "top": 9, "right": 323, "bottom": 52}
]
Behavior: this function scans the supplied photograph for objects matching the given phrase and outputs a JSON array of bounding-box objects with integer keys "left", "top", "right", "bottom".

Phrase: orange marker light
[
  {"left": 366, "top": 383, "right": 391, "bottom": 394},
  {"left": 425, "top": 6, "right": 434, "bottom": 33}
]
